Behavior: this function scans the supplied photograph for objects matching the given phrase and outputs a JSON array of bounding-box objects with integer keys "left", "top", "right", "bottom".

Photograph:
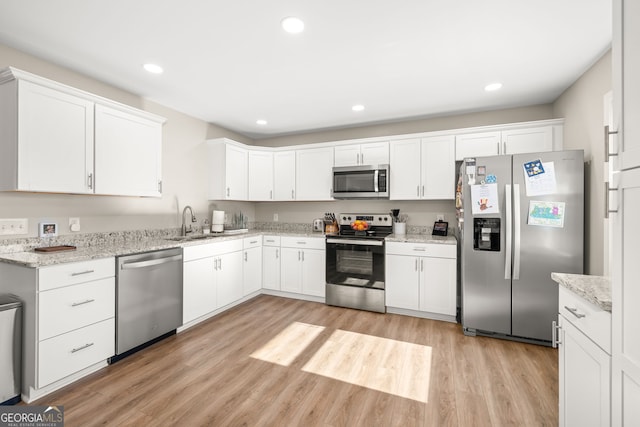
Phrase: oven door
[{"left": 325, "top": 238, "right": 385, "bottom": 290}]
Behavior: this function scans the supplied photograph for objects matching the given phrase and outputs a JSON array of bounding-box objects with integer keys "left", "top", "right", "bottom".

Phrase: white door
[
  {"left": 389, "top": 138, "right": 421, "bottom": 200},
  {"left": 17, "top": 80, "right": 94, "bottom": 193},
  {"left": 248, "top": 150, "right": 273, "bottom": 201},
  {"left": 225, "top": 144, "right": 248, "bottom": 200},
  {"left": 612, "top": 1, "right": 640, "bottom": 424},
  {"left": 296, "top": 147, "right": 334, "bottom": 200},
  {"left": 216, "top": 251, "right": 243, "bottom": 308},
  {"left": 280, "top": 247, "right": 302, "bottom": 293},
  {"left": 360, "top": 141, "right": 389, "bottom": 165},
  {"left": 94, "top": 105, "right": 162, "bottom": 196},
  {"left": 421, "top": 135, "right": 455, "bottom": 199},
  {"left": 262, "top": 246, "right": 281, "bottom": 290},
  {"left": 274, "top": 150, "right": 296, "bottom": 200},
  {"left": 334, "top": 144, "right": 361, "bottom": 167},
  {"left": 183, "top": 257, "right": 216, "bottom": 324},
  {"left": 243, "top": 246, "right": 262, "bottom": 296},
  {"left": 501, "top": 126, "right": 553, "bottom": 155},
  {"left": 385, "top": 255, "right": 419, "bottom": 310},
  {"left": 301, "top": 249, "right": 325, "bottom": 297},
  {"left": 455, "top": 131, "right": 501, "bottom": 160},
  {"left": 420, "top": 257, "right": 456, "bottom": 316}
]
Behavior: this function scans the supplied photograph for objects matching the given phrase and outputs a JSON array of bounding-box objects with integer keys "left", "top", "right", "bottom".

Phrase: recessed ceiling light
[
  {"left": 484, "top": 82, "right": 503, "bottom": 92},
  {"left": 256, "top": 119, "right": 268, "bottom": 125},
  {"left": 143, "top": 63, "right": 164, "bottom": 74},
  {"left": 281, "top": 16, "right": 305, "bottom": 34},
  {"left": 352, "top": 104, "right": 365, "bottom": 112}
]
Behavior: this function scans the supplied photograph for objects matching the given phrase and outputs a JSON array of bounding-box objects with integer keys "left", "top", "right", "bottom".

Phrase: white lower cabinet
[
  {"left": 557, "top": 286, "right": 611, "bottom": 427},
  {"left": 262, "top": 236, "right": 281, "bottom": 290},
  {"left": 280, "top": 237, "right": 326, "bottom": 297},
  {"left": 243, "top": 237, "right": 262, "bottom": 296},
  {"left": 385, "top": 242, "right": 456, "bottom": 319},
  {"left": 216, "top": 251, "right": 243, "bottom": 308}
]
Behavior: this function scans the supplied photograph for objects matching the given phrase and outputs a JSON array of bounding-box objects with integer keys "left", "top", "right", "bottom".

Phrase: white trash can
[{"left": 0, "top": 295, "right": 22, "bottom": 405}]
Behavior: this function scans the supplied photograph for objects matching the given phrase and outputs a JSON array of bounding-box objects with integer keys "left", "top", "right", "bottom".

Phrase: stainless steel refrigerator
[{"left": 460, "top": 149, "right": 584, "bottom": 344}]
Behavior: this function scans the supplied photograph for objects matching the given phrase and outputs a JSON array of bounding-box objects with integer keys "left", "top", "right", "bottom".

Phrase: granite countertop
[
  {"left": 386, "top": 233, "right": 457, "bottom": 245},
  {"left": 551, "top": 272, "right": 611, "bottom": 312}
]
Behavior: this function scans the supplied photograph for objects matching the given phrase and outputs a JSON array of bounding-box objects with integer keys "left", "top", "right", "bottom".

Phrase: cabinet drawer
[
  {"left": 183, "top": 239, "right": 243, "bottom": 261},
  {"left": 281, "top": 236, "right": 325, "bottom": 250},
  {"left": 243, "top": 236, "right": 262, "bottom": 249},
  {"left": 386, "top": 241, "right": 456, "bottom": 258},
  {"left": 39, "top": 277, "right": 115, "bottom": 341},
  {"left": 38, "top": 318, "right": 115, "bottom": 388},
  {"left": 559, "top": 286, "right": 611, "bottom": 354},
  {"left": 38, "top": 258, "right": 115, "bottom": 291},
  {"left": 263, "top": 235, "right": 281, "bottom": 246}
]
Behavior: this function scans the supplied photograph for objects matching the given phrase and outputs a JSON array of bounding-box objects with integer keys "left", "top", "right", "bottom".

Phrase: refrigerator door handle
[
  {"left": 504, "top": 184, "right": 512, "bottom": 280},
  {"left": 513, "top": 184, "right": 522, "bottom": 280}
]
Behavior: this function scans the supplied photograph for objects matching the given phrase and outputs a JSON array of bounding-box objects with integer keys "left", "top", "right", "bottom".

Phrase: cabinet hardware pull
[
  {"left": 415, "top": 259, "right": 418, "bottom": 271},
  {"left": 413, "top": 247, "right": 426, "bottom": 251},
  {"left": 219, "top": 258, "right": 223, "bottom": 270},
  {"left": 301, "top": 251, "right": 305, "bottom": 262},
  {"left": 270, "top": 190, "right": 273, "bottom": 200},
  {"left": 296, "top": 241, "right": 307, "bottom": 244},
  {"left": 298, "top": 251, "right": 301, "bottom": 261},
  {"left": 266, "top": 239, "right": 274, "bottom": 242},
  {"left": 244, "top": 252, "right": 248, "bottom": 261},
  {"left": 291, "top": 189, "right": 295, "bottom": 199},
  {"left": 71, "top": 270, "right": 94, "bottom": 276},
  {"left": 250, "top": 240, "right": 258, "bottom": 244},
  {"left": 420, "top": 259, "right": 424, "bottom": 271},
  {"left": 71, "top": 299, "right": 95, "bottom": 307},
  {"left": 227, "top": 187, "right": 230, "bottom": 197},
  {"left": 564, "top": 306, "right": 586, "bottom": 319},
  {"left": 604, "top": 125, "right": 619, "bottom": 157},
  {"left": 276, "top": 249, "right": 279, "bottom": 259},
  {"left": 361, "top": 153, "right": 364, "bottom": 164},
  {"left": 87, "top": 173, "right": 93, "bottom": 189},
  {"left": 421, "top": 185, "right": 424, "bottom": 197},
  {"left": 417, "top": 185, "right": 420, "bottom": 197},
  {"left": 158, "top": 180, "right": 162, "bottom": 193},
  {"left": 71, "top": 342, "right": 94, "bottom": 353},
  {"left": 551, "top": 320, "right": 561, "bottom": 348}
]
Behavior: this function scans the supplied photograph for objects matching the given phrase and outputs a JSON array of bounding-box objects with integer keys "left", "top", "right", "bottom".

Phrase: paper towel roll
[{"left": 212, "top": 210, "right": 225, "bottom": 232}]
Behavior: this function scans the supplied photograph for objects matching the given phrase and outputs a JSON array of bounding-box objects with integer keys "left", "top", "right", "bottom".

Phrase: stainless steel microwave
[{"left": 332, "top": 164, "right": 389, "bottom": 199}]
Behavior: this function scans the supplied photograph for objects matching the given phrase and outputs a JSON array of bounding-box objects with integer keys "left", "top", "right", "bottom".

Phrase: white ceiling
[{"left": 0, "top": 1, "right": 611, "bottom": 139}]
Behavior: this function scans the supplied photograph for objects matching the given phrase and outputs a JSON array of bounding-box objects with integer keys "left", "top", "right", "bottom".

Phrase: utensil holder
[{"left": 393, "top": 222, "right": 406, "bottom": 235}]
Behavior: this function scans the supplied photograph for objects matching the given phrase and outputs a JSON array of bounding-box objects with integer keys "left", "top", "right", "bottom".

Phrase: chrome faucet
[{"left": 182, "top": 205, "right": 196, "bottom": 236}]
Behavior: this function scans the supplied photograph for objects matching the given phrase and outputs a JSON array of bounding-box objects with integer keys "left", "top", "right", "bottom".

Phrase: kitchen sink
[{"left": 165, "top": 234, "right": 220, "bottom": 242}]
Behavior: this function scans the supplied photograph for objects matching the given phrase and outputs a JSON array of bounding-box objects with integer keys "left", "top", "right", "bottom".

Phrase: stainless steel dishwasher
[{"left": 112, "top": 248, "right": 183, "bottom": 362}]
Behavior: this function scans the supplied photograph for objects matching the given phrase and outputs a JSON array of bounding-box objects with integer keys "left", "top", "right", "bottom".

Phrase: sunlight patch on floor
[
  {"left": 301, "top": 329, "right": 432, "bottom": 403},
  {"left": 250, "top": 321, "right": 325, "bottom": 366}
]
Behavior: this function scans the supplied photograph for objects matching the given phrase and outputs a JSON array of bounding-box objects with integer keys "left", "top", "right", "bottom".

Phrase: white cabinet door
[
  {"left": 390, "top": 138, "right": 422, "bottom": 200},
  {"left": 274, "top": 150, "right": 296, "bottom": 200},
  {"left": 16, "top": 80, "right": 94, "bottom": 193},
  {"left": 420, "top": 257, "right": 456, "bottom": 316},
  {"left": 296, "top": 146, "right": 334, "bottom": 200},
  {"left": 360, "top": 141, "right": 389, "bottom": 165},
  {"left": 559, "top": 316, "right": 611, "bottom": 427},
  {"left": 280, "top": 247, "right": 302, "bottom": 293},
  {"left": 94, "top": 105, "right": 162, "bottom": 197},
  {"left": 421, "top": 135, "right": 455, "bottom": 199},
  {"left": 262, "top": 246, "right": 281, "bottom": 290},
  {"left": 225, "top": 144, "right": 248, "bottom": 200},
  {"left": 243, "top": 246, "right": 262, "bottom": 296},
  {"left": 455, "top": 131, "right": 501, "bottom": 160},
  {"left": 385, "top": 255, "right": 419, "bottom": 310},
  {"left": 248, "top": 150, "right": 273, "bottom": 201},
  {"left": 216, "top": 250, "right": 243, "bottom": 308},
  {"left": 183, "top": 256, "right": 216, "bottom": 324},
  {"left": 502, "top": 126, "right": 553, "bottom": 155},
  {"left": 301, "top": 249, "right": 325, "bottom": 297},
  {"left": 334, "top": 144, "right": 361, "bottom": 167}
]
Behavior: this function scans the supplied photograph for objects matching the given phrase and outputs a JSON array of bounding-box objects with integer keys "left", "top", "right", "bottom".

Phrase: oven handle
[{"left": 326, "top": 238, "right": 383, "bottom": 247}]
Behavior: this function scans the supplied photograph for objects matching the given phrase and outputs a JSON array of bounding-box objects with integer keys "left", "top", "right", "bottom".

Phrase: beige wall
[
  {"left": 0, "top": 43, "right": 254, "bottom": 236},
  {"left": 553, "top": 49, "right": 612, "bottom": 275}
]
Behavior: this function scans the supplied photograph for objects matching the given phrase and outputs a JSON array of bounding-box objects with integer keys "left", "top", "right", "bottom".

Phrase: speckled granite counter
[
  {"left": 385, "top": 233, "right": 457, "bottom": 245},
  {"left": 551, "top": 272, "right": 611, "bottom": 312}
]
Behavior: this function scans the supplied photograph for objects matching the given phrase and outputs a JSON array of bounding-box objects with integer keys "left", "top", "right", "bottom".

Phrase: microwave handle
[{"left": 374, "top": 169, "right": 379, "bottom": 193}]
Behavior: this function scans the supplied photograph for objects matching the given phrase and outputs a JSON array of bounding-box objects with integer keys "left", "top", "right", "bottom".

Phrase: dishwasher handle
[{"left": 121, "top": 254, "right": 182, "bottom": 270}]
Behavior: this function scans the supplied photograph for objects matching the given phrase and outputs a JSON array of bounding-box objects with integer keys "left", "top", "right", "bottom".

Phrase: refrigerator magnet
[{"left": 524, "top": 159, "right": 545, "bottom": 177}]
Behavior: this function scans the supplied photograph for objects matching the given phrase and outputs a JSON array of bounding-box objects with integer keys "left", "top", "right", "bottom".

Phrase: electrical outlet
[
  {"left": 273, "top": 213, "right": 279, "bottom": 222},
  {"left": 0, "top": 218, "right": 28, "bottom": 235},
  {"left": 436, "top": 214, "right": 445, "bottom": 222},
  {"left": 69, "top": 217, "right": 81, "bottom": 232}
]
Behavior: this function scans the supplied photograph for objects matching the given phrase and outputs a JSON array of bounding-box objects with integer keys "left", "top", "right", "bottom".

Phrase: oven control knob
[
  {"left": 378, "top": 217, "right": 383, "bottom": 221},
  {"left": 347, "top": 216, "right": 352, "bottom": 221},
  {"left": 342, "top": 216, "right": 347, "bottom": 220}
]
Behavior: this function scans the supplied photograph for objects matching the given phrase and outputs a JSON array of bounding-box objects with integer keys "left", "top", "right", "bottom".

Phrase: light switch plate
[
  {"left": 0, "top": 218, "right": 28, "bottom": 235},
  {"left": 69, "top": 217, "right": 81, "bottom": 232}
]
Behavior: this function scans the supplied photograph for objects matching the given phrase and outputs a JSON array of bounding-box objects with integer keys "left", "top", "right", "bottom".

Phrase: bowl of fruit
[{"left": 350, "top": 219, "right": 369, "bottom": 232}]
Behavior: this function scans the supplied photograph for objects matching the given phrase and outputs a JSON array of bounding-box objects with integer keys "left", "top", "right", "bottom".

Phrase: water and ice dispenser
[{"left": 473, "top": 218, "right": 501, "bottom": 251}]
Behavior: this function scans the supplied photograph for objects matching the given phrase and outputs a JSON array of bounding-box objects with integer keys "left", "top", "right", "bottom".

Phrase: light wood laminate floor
[{"left": 32, "top": 295, "right": 558, "bottom": 426}]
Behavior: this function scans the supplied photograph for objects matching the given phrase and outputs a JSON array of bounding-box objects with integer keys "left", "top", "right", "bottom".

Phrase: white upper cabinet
[
  {"left": 274, "top": 150, "right": 296, "bottom": 200},
  {"left": 207, "top": 139, "right": 248, "bottom": 200},
  {"left": 455, "top": 122, "right": 561, "bottom": 160},
  {"left": 334, "top": 141, "right": 389, "bottom": 166},
  {"left": 390, "top": 136, "right": 455, "bottom": 200},
  {"left": 94, "top": 105, "right": 163, "bottom": 197},
  {"left": 0, "top": 79, "right": 95, "bottom": 194},
  {"left": 0, "top": 67, "right": 166, "bottom": 197},
  {"left": 296, "top": 146, "right": 334, "bottom": 200},
  {"left": 248, "top": 150, "right": 274, "bottom": 201}
]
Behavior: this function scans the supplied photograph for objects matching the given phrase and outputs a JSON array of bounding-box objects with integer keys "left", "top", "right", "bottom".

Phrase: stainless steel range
[{"left": 325, "top": 213, "right": 393, "bottom": 313}]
